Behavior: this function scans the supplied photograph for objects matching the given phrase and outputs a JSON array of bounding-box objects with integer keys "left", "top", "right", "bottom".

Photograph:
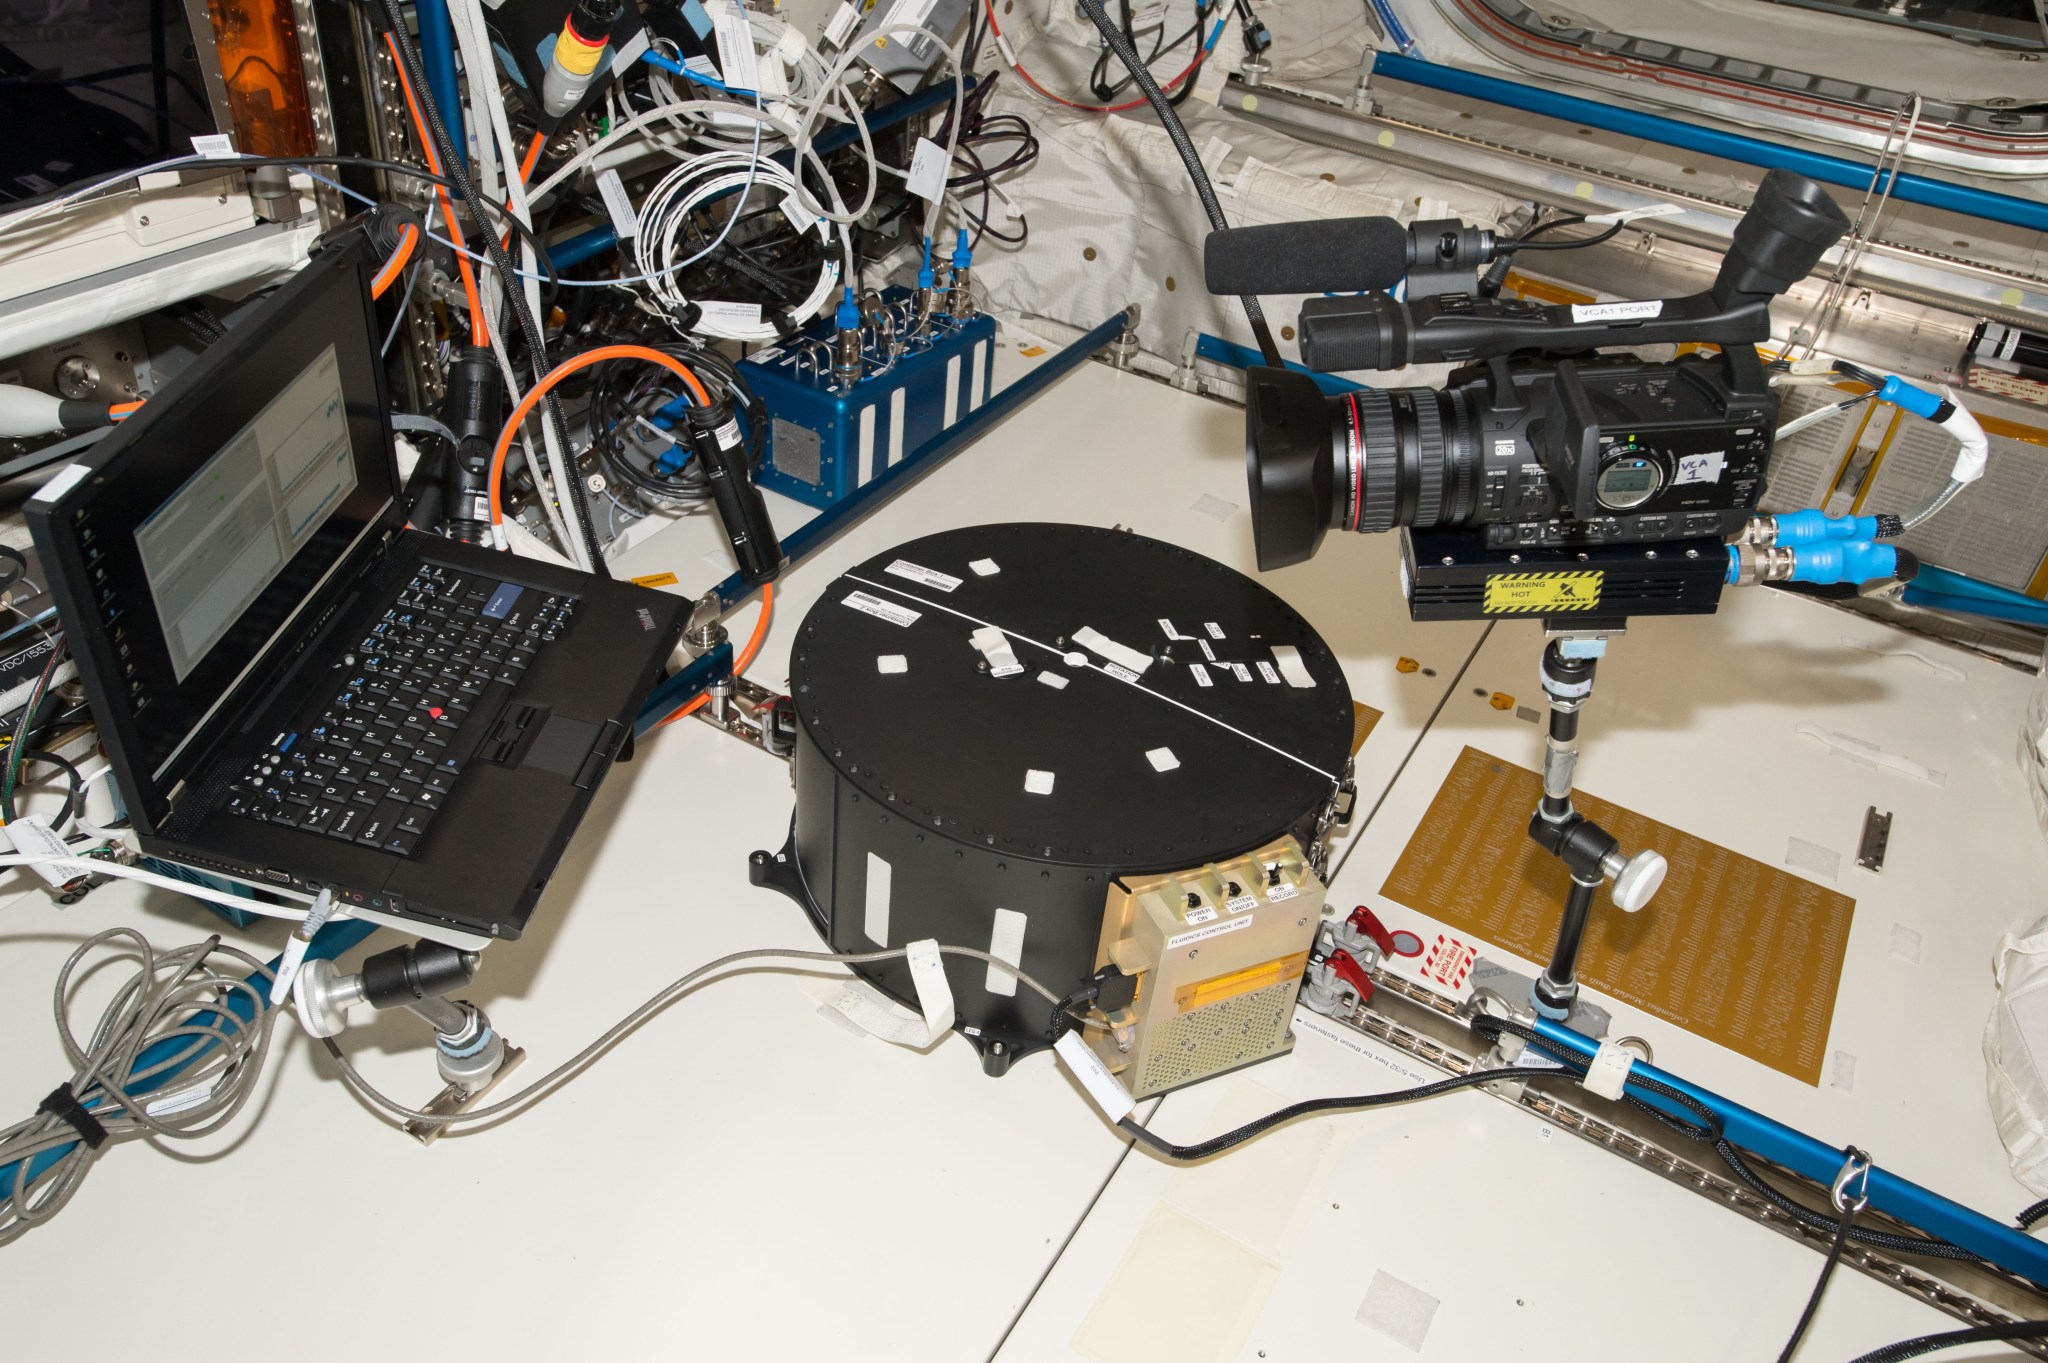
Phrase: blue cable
[{"left": 0, "top": 918, "right": 378, "bottom": 1204}]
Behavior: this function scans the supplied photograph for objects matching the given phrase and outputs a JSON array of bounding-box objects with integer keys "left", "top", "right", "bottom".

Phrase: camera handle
[{"left": 1524, "top": 635, "right": 1668, "bottom": 1021}]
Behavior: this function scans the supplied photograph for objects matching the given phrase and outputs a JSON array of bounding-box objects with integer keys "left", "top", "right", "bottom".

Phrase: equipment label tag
[
  {"left": 905, "top": 137, "right": 949, "bottom": 203},
  {"left": 1674, "top": 451, "right": 1726, "bottom": 485},
  {"left": 1167, "top": 914, "right": 1254, "bottom": 949},
  {"left": 1266, "top": 882, "right": 1299, "bottom": 903},
  {"left": 5, "top": 815, "right": 72, "bottom": 887},
  {"left": 1055, "top": 1031, "right": 1135, "bottom": 1122},
  {"left": 1229, "top": 663, "right": 1253, "bottom": 682},
  {"left": 1189, "top": 663, "right": 1213, "bottom": 687},
  {"left": 843, "top": 590, "right": 921, "bottom": 627},
  {"left": 1226, "top": 894, "right": 1258, "bottom": 913},
  {"left": 698, "top": 300, "right": 763, "bottom": 327},
  {"left": 598, "top": 168, "right": 638, "bottom": 236},
  {"left": 1102, "top": 663, "right": 1141, "bottom": 683},
  {"left": 1198, "top": 638, "right": 1216, "bottom": 662},
  {"left": 885, "top": 559, "right": 961, "bottom": 592},
  {"left": 1255, "top": 660, "right": 1281, "bottom": 684},
  {"left": 1184, "top": 905, "right": 1218, "bottom": 925},
  {"left": 1569, "top": 299, "right": 1663, "bottom": 323},
  {"left": 823, "top": 0, "right": 861, "bottom": 45},
  {"left": 1482, "top": 571, "right": 1603, "bottom": 614},
  {"left": 713, "top": 5, "right": 761, "bottom": 90},
  {"left": 1204, "top": 622, "right": 1226, "bottom": 639}
]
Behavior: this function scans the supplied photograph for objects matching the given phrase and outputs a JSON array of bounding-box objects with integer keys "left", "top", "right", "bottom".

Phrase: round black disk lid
[{"left": 790, "top": 523, "right": 1355, "bottom": 870}]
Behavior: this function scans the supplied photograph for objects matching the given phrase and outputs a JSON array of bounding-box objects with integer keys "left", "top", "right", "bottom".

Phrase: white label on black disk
[
  {"left": 885, "top": 559, "right": 962, "bottom": 592},
  {"left": 1189, "top": 663, "right": 1213, "bottom": 687},
  {"left": 843, "top": 590, "right": 920, "bottom": 627}
]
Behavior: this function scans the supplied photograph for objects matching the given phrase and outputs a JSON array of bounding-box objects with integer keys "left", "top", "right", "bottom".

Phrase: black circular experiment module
[{"left": 753, "top": 523, "right": 1355, "bottom": 1074}]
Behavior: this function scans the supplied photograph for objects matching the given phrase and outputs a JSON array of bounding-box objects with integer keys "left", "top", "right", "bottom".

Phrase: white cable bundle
[
  {"left": 749, "top": 11, "right": 832, "bottom": 110},
  {"left": 634, "top": 150, "right": 841, "bottom": 342}
]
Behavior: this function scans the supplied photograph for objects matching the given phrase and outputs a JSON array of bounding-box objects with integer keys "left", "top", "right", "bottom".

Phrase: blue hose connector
[{"left": 1876, "top": 374, "right": 1944, "bottom": 420}]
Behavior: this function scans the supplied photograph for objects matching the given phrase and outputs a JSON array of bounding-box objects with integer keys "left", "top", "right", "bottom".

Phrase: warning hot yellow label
[{"left": 1482, "top": 571, "right": 1604, "bottom": 614}]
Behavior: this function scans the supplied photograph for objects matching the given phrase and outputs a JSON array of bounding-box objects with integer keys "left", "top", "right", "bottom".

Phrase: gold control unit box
[{"left": 1086, "top": 836, "right": 1325, "bottom": 1098}]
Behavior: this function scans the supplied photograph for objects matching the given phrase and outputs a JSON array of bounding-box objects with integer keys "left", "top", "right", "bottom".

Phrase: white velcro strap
[
  {"left": 1055, "top": 1030, "right": 1135, "bottom": 1122},
  {"left": 828, "top": 939, "right": 956, "bottom": 1050},
  {"left": 970, "top": 625, "right": 1024, "bottom": 677},
  {"left": 1583, "top": 1039, "right": 1636, "bottom": 1101}
]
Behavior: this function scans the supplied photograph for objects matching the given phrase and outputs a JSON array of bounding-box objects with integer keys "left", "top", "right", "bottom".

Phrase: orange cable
[
  {"left": 487, "top": 345, "right": 711, "bottom": 529},
  {"left": 385, "top": 31, "right": 487, "bottom": 348},
  {"left": 655, "top": 584, "right": 774, "bottom": 730},
  {"left": 370, "top": 221, "right": 419, "bottom": 298}
]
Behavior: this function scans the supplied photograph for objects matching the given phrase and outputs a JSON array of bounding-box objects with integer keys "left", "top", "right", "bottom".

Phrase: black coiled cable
[{"left": 1074, "top": 0, "right": 1283, "bottom": 366}]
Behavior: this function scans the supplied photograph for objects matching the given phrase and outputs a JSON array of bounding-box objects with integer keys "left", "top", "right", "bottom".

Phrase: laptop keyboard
[{"left": 219, "top": 564, "right": 576, "bottom": 856}]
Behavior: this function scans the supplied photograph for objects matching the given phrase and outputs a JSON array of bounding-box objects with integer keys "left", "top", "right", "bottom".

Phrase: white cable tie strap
[
  {"left": 1582, "top": 203, "right": 1684, "bottom": 225},
  {"left": 1055, "top": 1030, "right": 1135, "bottom": 1122},
  {"left": 828, "top": 939, "right": 955, "bottom": 1049},
  {"left": 1269, "top": 644, "right": 1316, "bottom": 688},
  {"left": 1939, "top": 387, "right": 1989, "bottom": 484},
  {"left": 970, "top": 625, "right": 1024, "bottom": 677},
  {"left": 1583, "top": 1039, "right": 1635, "bottom": 1101},
  {"left": 1794, "top": 722, "right": 1945, "bottom": 786},
  {"left": 1071, "top": 625, "right": 1152, "bottom": 675},
  {"left": 903, "top": 938, "right": 954, "bottom": 1044}
]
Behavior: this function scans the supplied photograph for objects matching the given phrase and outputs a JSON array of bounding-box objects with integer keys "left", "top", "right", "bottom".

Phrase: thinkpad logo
[{"left": 635, "top": 607, "right": 655, "bottom": 631}]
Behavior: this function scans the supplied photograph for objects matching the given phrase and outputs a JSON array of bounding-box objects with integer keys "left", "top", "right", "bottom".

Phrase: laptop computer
[{"left": 26, "top": 236, "right": 690, "bottom": 947}]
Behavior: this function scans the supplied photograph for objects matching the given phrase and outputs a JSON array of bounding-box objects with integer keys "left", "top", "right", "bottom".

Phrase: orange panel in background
[{"left": 207, "top": 0, "right": 317, "bottom": 157}]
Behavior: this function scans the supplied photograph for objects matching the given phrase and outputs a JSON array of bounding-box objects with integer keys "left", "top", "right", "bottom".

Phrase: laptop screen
[
  {"left": 138, "top": 344, "right": 361, "bottom": 683},
  {"left": 27, "top": 241, "right": 402, "bottom": 820}
]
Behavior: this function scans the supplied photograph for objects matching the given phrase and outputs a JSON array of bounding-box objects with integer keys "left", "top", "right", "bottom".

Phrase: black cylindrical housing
[
  {"left": 359, "top": 941, "right": 477, "bottom": 1008},
  {"left": 1298, "top": 292, "right": 1409, "bottom": 372},
  {"left": 439, "top": 346, "right": 504, "bottom": 544},
  {"left": 768, "top": 524, "right": 1355, "bottom": 1068},
  {"left": 1244, "top": 366, "right": 1341, "bottom": 570},
  {"left": 688, "top": 402, "right": 783, "bottom": 584}
]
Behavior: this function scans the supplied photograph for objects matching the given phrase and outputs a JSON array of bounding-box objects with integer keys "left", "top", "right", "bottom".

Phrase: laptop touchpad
[{"left": 523, "top": 716, "right": 599, "bottom": 777}]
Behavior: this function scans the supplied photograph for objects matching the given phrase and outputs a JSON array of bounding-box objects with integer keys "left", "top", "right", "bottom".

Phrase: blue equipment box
[{"left": 738, "top": 289, "right": 997, "bottom": 510}]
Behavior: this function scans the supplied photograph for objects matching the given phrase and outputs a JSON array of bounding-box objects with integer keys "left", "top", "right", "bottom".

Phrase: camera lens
[{"left": 1245, "top": 366, "right": 1479, "bottom": 570}]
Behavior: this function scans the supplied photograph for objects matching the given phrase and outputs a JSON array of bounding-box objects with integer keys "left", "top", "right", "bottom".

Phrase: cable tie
[
  {"left": 1582, "top": 1039, "right": 1636, "bottom": 1101},
  {"left": 38, "top": 1083, "right": 108, "bottom": 1149}
]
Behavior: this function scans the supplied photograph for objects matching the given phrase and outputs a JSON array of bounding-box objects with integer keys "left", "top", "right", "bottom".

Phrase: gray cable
[
  {"left": 0, "top": 929, "right": 280, "bottom": 1245},
  {"left": 322, "top": 944, "right": 1063, "bottom": 1129},
  {"left": 1900, "top": 478, "right": 1963, "bottom": 532}
]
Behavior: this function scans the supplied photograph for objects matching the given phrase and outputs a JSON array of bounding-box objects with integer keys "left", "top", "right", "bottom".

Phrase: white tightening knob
[{"left": 1610, "top": 850, "right": 1667, "bottom": 913}]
